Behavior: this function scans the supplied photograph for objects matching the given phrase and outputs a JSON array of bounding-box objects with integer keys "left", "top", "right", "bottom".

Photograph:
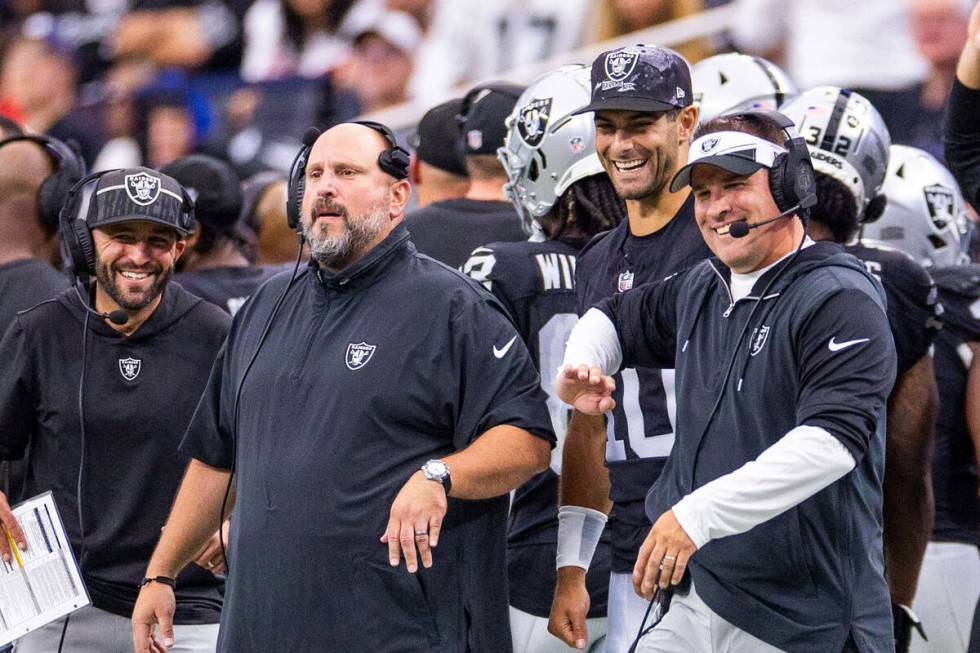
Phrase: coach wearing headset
[
  {"left": 131, "top": 123, "right": 554, "bottom": 653},
  {"left": 559, "top": 112, "right": 897, "bottom": 652},
  {"left": 0, "top": 167, "right": 230, "bottom": 652}
]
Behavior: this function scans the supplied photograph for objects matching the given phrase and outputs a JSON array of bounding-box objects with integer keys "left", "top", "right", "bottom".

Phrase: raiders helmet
[
  {"left": 498, "top": 64, "right": 605, "bottom": 235},
  {"left": 780, "top": 86, "right": 891, "bottom": 218},
  {"left": 862, "top": 144, "right": 970, "bottom": 268},
  {"left": 692, "top": 53, "right": 797, "bottom": 124}
]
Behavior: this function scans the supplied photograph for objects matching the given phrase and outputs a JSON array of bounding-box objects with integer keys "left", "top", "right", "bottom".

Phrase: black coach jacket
[{"left": 598, "top": 241, "right": 896, "bottom": 653}]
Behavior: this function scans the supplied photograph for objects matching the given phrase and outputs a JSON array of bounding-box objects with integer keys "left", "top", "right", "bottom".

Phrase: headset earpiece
[
  {"left": 286, "top": 128, "right": 320, "bottom": 232},
  {"left": 729, "top": 110, "right": 817, "bottom": 216},
  {"left": 351, "top": 120, "right": 410, "bottom": 180},
  {"left": 60, "top": 171, "right": 107, "bottom": 278}
]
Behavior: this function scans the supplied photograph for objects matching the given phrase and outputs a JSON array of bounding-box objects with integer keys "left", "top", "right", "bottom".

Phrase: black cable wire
[
  {"left": 56, "top": 613, "right": 70, "bottom": 653},
  {"left": 76, "top": 309, "right": 90, "bottom": 571},
  {"left": 217, "top": 235, "right": 306, "bottom": 573}
]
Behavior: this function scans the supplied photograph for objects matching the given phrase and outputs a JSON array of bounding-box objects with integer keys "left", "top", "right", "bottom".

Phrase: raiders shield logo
[
  {"left": 749, "top": 325, "right": 771, "bottom": 357},
  {"left": 517, "top": 98, "right": 552, "bottom": 147},
  {"left": 700, "top": 137, "right": 720, "bottom": 153},
  {"left": 119, "top": 357, "right": 141, "bottom": 381},
  {"left": 923, "top": 184, "right": 954, "bottom": 230},
  {"left": 125, "top": 172, "right": 161, "bottom": 206},
  {"left": 346, "top": 342, "right": 377, "bottom": 371},
  {"left": 605, "top": 50, "right": 639, "bottom": 82}
]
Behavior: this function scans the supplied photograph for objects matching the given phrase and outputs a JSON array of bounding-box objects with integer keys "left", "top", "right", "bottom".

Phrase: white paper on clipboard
[{"left": 0, "top": 491, "right": 89, "bottom": 646}]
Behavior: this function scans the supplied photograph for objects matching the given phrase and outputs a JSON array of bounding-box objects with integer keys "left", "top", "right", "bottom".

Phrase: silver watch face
[{"left": 423, "top": 460, "right": 448, "bottom": 480}]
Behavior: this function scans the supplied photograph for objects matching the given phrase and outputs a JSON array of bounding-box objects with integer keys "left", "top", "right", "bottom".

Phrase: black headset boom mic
[{"left": 728, "top": 204, "right": 800, "bottom": 238}]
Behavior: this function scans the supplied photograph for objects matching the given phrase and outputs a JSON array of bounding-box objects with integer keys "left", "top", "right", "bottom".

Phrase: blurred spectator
[
  {"left": 406, "top": 83, "right": 527, "bottom": 268},
  {"left": 0, "top": 35, "right": 103, "bottom": 163},
  {"left": 407, "top": 0, "right": 592, "bottom": 100},
  {"left": 386, "top": 0, "right": 433, "bottom": 29},
  {"left": 589, "top": 0, "right": 713, "bottom": 64},
  {"left": 16, "top": 0, "right": 246, "bottom": 82},
  {"left": 729, "top": 0, "right": 929, "bottom": 100},
  {"left": 408, "top": 97, "right": 469, "bottom": 208},
  {"left": 240, "top": 0, "right": 383, "bottom": 81},
  {"left": 240, "top": 171, "right": 302, "bottom": 263},
  {"left": 164, "top": 154, "right": 281, "bottom": 313},
  {"left": 880, "top": 0, "right": 975, "bottom": 161},
  {"left": 333, "top": 10, "right": 421, "bottom": 111}
]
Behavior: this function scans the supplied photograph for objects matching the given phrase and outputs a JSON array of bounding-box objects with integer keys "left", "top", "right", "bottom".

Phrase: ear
[
  {"left": 410, "top": 156, "right": 421, "bottom": 185},
  {"left": 678, "top": 105, "right": 699, "bottom": 143},
  {"left": 173, "top": 238, "right": 188, "bottom": 260},
  {"left": 388, "top": 179, "right": 412, "bottom": 218}
]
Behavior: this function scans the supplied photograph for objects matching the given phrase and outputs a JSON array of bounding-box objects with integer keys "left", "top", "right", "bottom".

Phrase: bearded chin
[
  {"left": 305, "top": 203, "right": 390, "bottom": 269},
  {"left": 95, "top": 261, "right": 171, "bottom": 310}
]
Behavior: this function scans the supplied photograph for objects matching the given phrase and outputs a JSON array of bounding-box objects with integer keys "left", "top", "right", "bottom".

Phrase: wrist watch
[{"left": 421, "top": 459, "right": 452, "bottom": 495}]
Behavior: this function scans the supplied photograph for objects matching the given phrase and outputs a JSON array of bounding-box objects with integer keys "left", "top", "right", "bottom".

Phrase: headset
[
  {"left": 0, "top": 134, "right": 86, "bottom": 233},
  {"left": 285, "top": 121, "right": 411, "bottom": 232},
  {"left": 59, "top": 170, "right": 195, "bottom": 280},
  {"left": 742, "top": 109, "right": 818, "bottom": 217}
]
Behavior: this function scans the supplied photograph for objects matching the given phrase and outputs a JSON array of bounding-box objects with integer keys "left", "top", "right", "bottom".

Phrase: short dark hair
[
  {"left": 694, "top": 113, "right": 787, "bottom": 146},
  {"left": 810, "top": 173, "right": 859, "bottom": 243},
  {"left": 464, "top": 153, "right": 506, "bottom": 180}
]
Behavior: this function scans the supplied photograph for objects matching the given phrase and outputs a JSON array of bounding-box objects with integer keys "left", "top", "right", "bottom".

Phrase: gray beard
[{"left": 304, "top": 202, "right": 389, "bottom": 269}]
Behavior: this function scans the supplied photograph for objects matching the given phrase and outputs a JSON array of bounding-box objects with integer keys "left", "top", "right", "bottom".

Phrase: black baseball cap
[
  {"left": 459, "top": 83, "right": 524, "bottom": 156},
  {"left": 88, "top": 167, "right": 194, "bottom": 235},
  {"left": 409, "top": 98, "right": 468, "bottom": 176},
  {"left": 161, "top": 154, "right": 243, "bottom": 230},
  {"left": 573, "top": 44, "right": 693, "bottom": 115}
]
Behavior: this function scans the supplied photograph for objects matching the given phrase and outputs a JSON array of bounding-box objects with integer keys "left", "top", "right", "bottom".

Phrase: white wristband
[{"left": 556, "top": 505, "right": 608, "bottom": 571}]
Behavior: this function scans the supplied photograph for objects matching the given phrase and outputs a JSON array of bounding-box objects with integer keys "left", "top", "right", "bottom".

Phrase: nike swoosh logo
[
  {"left": 493, "top": 335, "right": 518, "bottom": 359},
  {"left": 828, "top": 337, "right": 870, "bottom": 352}
]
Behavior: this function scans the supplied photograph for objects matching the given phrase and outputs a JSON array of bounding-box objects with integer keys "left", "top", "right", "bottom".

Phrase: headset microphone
[
  {"left": 72, "top": 284, "right": 129, "bottom": 325},
  {"left": 725, "top": 204, "right": 800, "bottom": 238}
]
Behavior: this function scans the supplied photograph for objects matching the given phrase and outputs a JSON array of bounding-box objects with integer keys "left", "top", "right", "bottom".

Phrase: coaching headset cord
[{"left": 218, "top": 235, "right": 306, "bottom": 573}]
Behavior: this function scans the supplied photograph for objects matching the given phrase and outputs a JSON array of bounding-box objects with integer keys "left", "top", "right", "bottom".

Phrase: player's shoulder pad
[{"left": 931, "top": 263, "right": 980, "bottom": 297}]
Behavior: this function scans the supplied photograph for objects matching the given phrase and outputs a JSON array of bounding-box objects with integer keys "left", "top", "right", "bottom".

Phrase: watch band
[{"left": 138, "top": 576, "right": 176, "bottom": 590}]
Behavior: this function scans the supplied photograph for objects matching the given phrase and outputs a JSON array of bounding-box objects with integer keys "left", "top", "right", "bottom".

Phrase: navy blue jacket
[
  {"left": 599, "top": 242, "right": 896, "bottom": 652},
  {"left": 181, "top": 225, "right": 555, "bottom": 653}
]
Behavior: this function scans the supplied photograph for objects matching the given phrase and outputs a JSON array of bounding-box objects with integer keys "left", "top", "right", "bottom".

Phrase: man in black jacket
[
  {"left": 559, "top": 112, "right": 896, "bottom": 652},
  {"left": 0, "top": 168, "right": 230, "bottom": 651},
  {"left": 131, "top": 123, "right": 554, "bottom": 653}
]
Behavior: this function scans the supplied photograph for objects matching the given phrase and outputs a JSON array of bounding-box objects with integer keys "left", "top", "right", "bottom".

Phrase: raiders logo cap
[
  {"left": 574, "top": 44, "right": 693, "bottom": 115},
  {"left": 89, "top": 167, "right": 194, "bottom": 235}
]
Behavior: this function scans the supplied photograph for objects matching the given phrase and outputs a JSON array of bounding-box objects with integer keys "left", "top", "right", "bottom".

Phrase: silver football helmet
[
  {"left": 692, "top": 53, "right": 797, "bottom": 125},
  {"left": 498, "top": 64, "right": 606, "bottom": 235},
  {"left": 862, "top": 144, "right": 970, "bottom": 268},
  {"left": 780, "top": 86, "right": 891, "bottom": 218}
]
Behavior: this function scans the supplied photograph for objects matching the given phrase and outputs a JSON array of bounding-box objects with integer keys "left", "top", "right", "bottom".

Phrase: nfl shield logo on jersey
[
  {"left": 923, "top": 184, "right": 954, "bottom": 230},
  {"left": 517, "top": 98, "right": 552, "bottom": 147},
  {"left": 618, "top": 271, "right": 634, "bottom": 292},
  {"left": 346, "top": 342, "right": 377, "bottom": 371},
  {"left": 119, "top": 357, "right": 141, "bottom": 381},
  {"left": 125, "top": 172, "right": 161, "bottom": 206}
]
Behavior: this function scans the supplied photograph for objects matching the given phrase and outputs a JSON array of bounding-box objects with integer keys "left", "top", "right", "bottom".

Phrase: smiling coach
[
  {"left": 0, "top": 167, "right": 230, "bottom": 652},
  {"left": 558, "top": 112, "right": 898, "bottom": 652}
]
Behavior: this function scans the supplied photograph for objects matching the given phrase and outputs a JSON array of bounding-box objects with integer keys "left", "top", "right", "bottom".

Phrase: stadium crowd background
[{"left": 0, "top": 0, "right": 970, "bottom": 204}]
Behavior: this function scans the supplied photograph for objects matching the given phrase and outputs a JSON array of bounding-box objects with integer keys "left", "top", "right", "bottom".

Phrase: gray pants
[
  {"left": 15, "top": 605, "right": 219, "bottom": 653},
  {"left": 634, "top": 580, "right": 784, "bottom": 652}
]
